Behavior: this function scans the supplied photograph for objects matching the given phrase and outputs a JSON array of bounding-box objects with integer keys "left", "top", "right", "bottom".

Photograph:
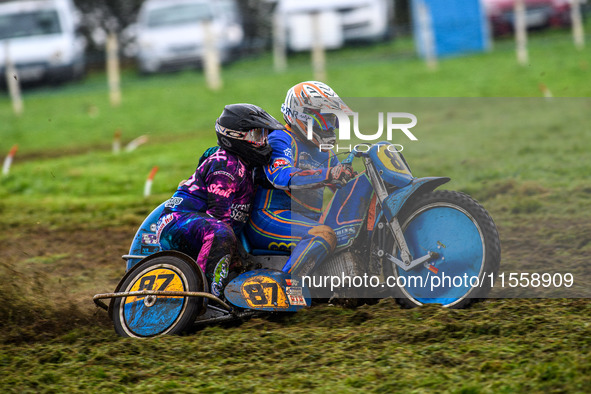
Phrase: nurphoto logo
[{"left": 307, "top": 110, "right": 418, "bottom": 152}]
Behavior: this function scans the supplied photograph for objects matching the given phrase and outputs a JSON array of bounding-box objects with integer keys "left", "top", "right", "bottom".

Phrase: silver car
[{"left": 134, "top": 0, "right": 244, "bottom": 74}]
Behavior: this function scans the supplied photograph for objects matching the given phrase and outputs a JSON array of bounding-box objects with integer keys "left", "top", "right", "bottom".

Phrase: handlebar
[
  {"left": 341, "top": 148, "right": 367, "bottom": 165},
  {"left": 341, "top": 151, "right": 356, "bottom": 165}
]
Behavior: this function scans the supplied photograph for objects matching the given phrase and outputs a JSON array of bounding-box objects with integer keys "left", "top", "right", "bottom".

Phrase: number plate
[
  {"left": 241, "top": 276, "right": 289, "bottom": 309},
  {"left": 224, "top": 269, "right": 310, "bottom": 311},
  {"left": 17, "top": 65, "right": 45, "bottom": 81}
]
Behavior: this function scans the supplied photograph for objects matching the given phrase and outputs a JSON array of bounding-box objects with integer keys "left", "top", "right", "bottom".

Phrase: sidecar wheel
[
  {"left": 388, "top": 190, "right": 501, "bottom": 309},
  {"left": 111, "top": 252, "right": 206, "bottom": 338}
]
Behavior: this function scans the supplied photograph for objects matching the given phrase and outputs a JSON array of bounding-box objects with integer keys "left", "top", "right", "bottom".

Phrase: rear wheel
[
  {"left": 388, "top": 190, "right": 501, "bottom": 309},
  {"left": 111, "top": 252, "right": 206, "bottom": 338}
]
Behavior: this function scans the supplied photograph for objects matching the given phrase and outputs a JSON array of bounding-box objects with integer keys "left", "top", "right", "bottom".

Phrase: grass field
[{"left": 1, "top": 26, "right": 591, "bottom": 392}]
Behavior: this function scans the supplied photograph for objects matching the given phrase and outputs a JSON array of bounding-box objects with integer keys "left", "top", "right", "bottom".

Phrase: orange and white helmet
[{"left": 281, "top": 81, "right": 352, "bottom": 147}]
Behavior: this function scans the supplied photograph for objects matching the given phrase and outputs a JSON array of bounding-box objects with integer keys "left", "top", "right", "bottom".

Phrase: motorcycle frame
[{"left": 359, "top": 151, "right": 450, "bottom": 272}]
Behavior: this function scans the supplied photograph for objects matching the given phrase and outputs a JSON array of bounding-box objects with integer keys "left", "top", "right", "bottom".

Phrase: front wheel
[
  {"left": 388, "top": 190, "right": 501, "bottom": 309},
  {"left": 110, "top": 252, "right": 206, "bottom": 338}
]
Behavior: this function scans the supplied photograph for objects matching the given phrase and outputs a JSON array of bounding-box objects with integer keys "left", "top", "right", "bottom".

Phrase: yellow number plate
[{"left": 241, "top": 276, "right": 288, "bottom": 309}]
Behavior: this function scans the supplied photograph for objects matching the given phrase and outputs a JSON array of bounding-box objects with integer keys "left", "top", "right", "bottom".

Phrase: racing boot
[{"left": 209, "top": 254, "right": 230, "bottom": 299}]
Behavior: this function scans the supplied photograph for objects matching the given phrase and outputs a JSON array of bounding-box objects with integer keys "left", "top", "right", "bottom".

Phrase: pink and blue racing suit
[{"left": 156, "top": 148, "right": 253, "bottom": 296}]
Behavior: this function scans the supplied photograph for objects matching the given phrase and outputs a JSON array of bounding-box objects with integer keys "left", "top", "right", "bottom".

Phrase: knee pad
[
  {"left": 308, "top": 225, "right": 337, "bottom": 251},
  {"left": 213, "top": 221, "right": 237, "bottom": 242}
]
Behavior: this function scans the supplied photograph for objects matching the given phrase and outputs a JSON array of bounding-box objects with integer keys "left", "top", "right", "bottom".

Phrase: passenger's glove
[{"left": 327, "top": 164, "right": 356, "bottom": 187}]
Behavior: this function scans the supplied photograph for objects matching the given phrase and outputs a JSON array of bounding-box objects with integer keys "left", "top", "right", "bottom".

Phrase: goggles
[
  {"left": 302, "top": 108, "right": 339, "bottom": 132},
  {"left": 216, "top": 123, "right": 269, "bottom": 147},
  {"left": 243, "top": 128, "right": 269, "bottom": 147}
]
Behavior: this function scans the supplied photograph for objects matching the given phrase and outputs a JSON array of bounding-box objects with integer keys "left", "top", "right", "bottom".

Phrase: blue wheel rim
[
  {"left": 121, "top": 266, "right": 187, "bottom": 337},
  {"left": 396, "top": 204, "right": 484, "bottom": 306}
]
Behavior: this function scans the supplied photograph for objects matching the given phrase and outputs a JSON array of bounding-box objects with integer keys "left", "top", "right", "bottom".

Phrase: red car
[{"left": 482, "top": 0, "right": 573, "bottom": 36}]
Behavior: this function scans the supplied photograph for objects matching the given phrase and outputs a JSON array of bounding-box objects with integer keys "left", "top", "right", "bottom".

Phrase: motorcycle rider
[
  {"left": 156, "top": 103, "right": 285, "bottom": 297},
  {"left": 245, "top": 81, "right": 356, "bottom": 276}
]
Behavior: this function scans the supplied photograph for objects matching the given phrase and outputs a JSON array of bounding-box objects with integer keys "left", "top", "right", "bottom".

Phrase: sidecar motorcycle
[{"left": 94, "top": 143, "right": 501, "bottom": 338}]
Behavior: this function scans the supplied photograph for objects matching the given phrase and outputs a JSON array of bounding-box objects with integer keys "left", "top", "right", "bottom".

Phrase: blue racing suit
[
  {"left": 245, "top": 126, "right": 340, "bottom": 275},
  {"left": 156, "top": 148, "right": 254, "bottom": 296}
]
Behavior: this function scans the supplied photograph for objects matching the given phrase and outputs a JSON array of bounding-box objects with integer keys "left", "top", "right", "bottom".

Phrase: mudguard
[
  {"left": 126, "top": 202, "right": 166, "bottom": 271},
  {"left": 381, "top": 177, "right": 450, "bottom": 222},
  {"left": 224, "top": 269, "right": 311, "bottom": 311}
]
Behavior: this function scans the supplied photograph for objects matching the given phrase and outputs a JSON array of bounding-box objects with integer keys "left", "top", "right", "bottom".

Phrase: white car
[
  {"left": 274, "top": 0, "right": 394, "bottom": 51},
  {"left": 134, "top": 0, "right": 244, "bottom": 74},
  {"left": 0, "top": 0, "right": 86, "bottom": 84}
]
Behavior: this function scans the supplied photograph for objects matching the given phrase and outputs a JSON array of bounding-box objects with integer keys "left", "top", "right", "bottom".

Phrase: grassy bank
[{"left": 2, "top": 27, "right": 591, "bottom": 155}]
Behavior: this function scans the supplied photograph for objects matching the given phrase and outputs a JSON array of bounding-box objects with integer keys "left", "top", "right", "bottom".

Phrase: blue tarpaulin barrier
[{"left": 412, "top": 0, "right": 491, "bottom": 58}]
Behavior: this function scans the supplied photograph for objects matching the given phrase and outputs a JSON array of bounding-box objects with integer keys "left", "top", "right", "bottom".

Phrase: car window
[
  {"left": 0, "top": 10, "right": 62, "bottom": 40},
  {"left": 145, "top": 3, "right": 213, "bottom": 28},
  {"left": 216, "top": 0, "right": 238, "bottom": 19}
]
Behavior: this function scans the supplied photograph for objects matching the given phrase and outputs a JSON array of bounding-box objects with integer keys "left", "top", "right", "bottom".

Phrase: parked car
[
  {"left": 482, "top": 0, "right": 574, "bottom": 36},
  {"left": 134, "top": 0, "right": 244, "bottom": 74},
  {"left": 0, "top": 0, "right": 86, "bottom": 85},
  {"left": 274, "top": 0, "right": 395, "bottom": 51}
]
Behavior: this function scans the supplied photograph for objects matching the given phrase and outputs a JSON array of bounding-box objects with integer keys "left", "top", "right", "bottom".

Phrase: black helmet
[{"left": 215, "top": 103, "right": 284, "bottom": 168}]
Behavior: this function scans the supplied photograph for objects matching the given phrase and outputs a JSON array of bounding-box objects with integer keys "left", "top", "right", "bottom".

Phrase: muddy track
[
  {"left": 2, "top": 215, "right": 589, "bottom": 313},
  {"left": 2, "top": 226, "right": 133, "bottom": 310}
]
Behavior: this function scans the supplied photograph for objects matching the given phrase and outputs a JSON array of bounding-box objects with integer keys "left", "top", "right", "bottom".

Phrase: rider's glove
[{"left": 327, "top": 164, "right": 356, "bottom": 187}]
